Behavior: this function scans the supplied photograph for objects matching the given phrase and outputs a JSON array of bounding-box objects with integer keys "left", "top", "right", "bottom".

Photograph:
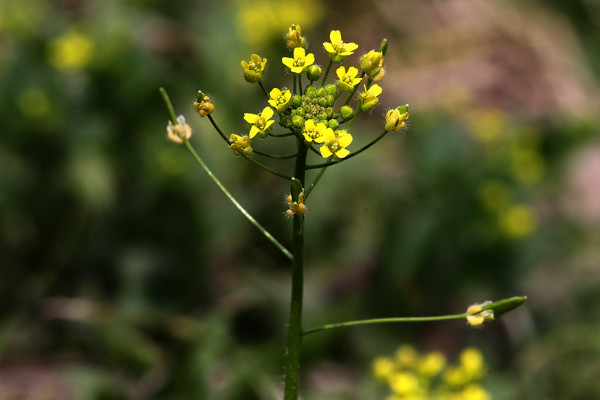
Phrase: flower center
[{"left": 293, "top": 58, "right": 305, "bottom": 67}]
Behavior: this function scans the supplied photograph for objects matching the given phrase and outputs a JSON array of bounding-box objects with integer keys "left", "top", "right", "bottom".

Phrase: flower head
[
  {"left": 285, "top": 24, "right": 306, "bottom": 50},
  {"left": 358, "top": 84, "right": 382, "bottom": 111},
  {"left": 466, "top": 301, "right": 494, "bottom": 326},
  {"left": 302, "top": 119, "right": 327, "bottom": 143},
  {"left": 336, "top": 66, "right": 362, "bottom": 93},
  {"left": 320, "top": 129, "right": 353, "bottom": 159},
  {"left": 244, "top": 106, "right": 275, "bottom": 138},
  {"left": 193, "top": 90, "right": 215, "bottom": 117},
  {"left": 282, "top": 47, "right": 315, "bottom": 74},
  {"left": 360, "top": 50, "right": 384, "bottom": 77},
  {"left": 268, "top": 88, "right": 292, "bottom": 113},
  {"left": 166, "top": 115, "right": 192, "bottom": 144},
  {"left": 228, "top": 134, "right": 253, "bottom": 156},
  {"left": 385, "top": 104, "right": 410, "bottom": 131},
  {"left": 323, "top": 30, "right": 359, "bottom": 63},
  {"left": 241, "top": 54, "right": 267, "bottom": 83}
]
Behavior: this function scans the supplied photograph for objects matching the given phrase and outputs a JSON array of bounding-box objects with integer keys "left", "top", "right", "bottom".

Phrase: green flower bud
[
  {"left": 328, "top": 119, "right": 339, "bottom": 129},
  {"left": 340, "top": 105, "right": 354, "bottom": 120},
  {"left": 325, "top": 95, "right": 335, "bottom": 107},
  {"left": 280, "top": 115, "right": 293, "bottom": 128},
  {"left": 292, "top": 115, "right": 305, "bottom": 128},
  {"left": 290, "top": 95, "right": 302, "bottom": 108},
  {"left": 316, "top": 87, "right": 326, "bottom": 98},
  {"left": 325, "top": 84, "right": 337, "bottom": 96},
  {"left": 305, "top": 86, "right": 317, "bottom": 98},
  {"left": 306, "top": 65, "right": 322, "bottom": 82}
]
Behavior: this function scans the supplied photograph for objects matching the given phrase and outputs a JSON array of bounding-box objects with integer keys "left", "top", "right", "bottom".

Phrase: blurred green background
[{"left": 1, "top": 0, "right": 600, "bottom": 399}]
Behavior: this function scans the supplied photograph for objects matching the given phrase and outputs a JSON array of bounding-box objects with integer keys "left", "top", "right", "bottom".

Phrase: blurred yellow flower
[
  {"left": 48, "top": 29, "right": 94, "bottom": 72},
  {"left": 418, "top": 351, "right": 446, "bottom": 377},
  {"left": 478, "top": 181, "right": 510, "bottom": 211},
  {"left": 236, "top": 0, "right": 323, "bottom": 47},
  {"left": 468, "top": 109, "right": 506, "bottom": 144},
  {"left": 498, "top": 204, "right": 538, "bottom": 238},
  {"left": 17, "top": 87, "right": 50, "bottom": 119},
  {"left": 372, "top": 356, "right": 396, "bottom": 381},
  {"left": 460, "top": 348, "right": 486, "bottom": 379}
]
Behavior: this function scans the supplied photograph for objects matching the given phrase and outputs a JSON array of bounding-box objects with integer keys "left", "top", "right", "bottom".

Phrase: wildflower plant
[{"left": 159, "top": 25, "right": 526, "bottom": 399}]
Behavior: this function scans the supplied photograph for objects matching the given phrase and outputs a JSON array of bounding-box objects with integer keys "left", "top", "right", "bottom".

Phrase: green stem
[
  {"left": 283, "top": 140, "right": 308, "bottom": 400},
  {"left": 253, "top": 149, "right": 298, "bottom": 159},
  {"left": 321, "top": 60, "right": 332, "bottom": 87},
  {"left": 298, "top": 73, "right": 303, "bottom": 95},
  {"left": 159, "top": 87, "right": 178, "bottom": 124},
  {"left": 305, "top": 167, "right": 327, "bottom": 200},
  {"left": 306, "top": 129, "right": 390, "bottom": 169},
  {"left": 293, "top": 75, "right": 297, "bottom": 95},
  {"left": 270, "top": 131, "right": 297, "bottom": 137},
  {"left": 207, "top": 114, "right": 230, "bottom": 144},
  {"left": 184, "top": 140, "right": 293, "bottom": 261},
  {"left": 258, "top": 81, "right": 269, "bottom": 99},
  {"left": 303, "top": 313, "right": 468, "bottom": 336}
]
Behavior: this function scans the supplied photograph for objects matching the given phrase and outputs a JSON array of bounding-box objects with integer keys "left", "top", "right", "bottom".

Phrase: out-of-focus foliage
[{"left": 1, "top": 0, "right": 600, "bottom": 399}]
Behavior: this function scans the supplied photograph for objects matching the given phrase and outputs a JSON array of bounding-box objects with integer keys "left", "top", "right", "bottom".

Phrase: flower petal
[
  {"left": 244, "top": 113, "right": 259, "bottom": 124},
  {"left": 261, "top": 106, "right": 274, "bottom": 120},
  {"left": 320, "top": 145, "right": 333, "bottom": 158}
]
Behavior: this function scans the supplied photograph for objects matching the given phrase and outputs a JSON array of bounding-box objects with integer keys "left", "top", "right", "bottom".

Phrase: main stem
[{"left": 283, "top": 139, "right": 308, "bottom": 400}]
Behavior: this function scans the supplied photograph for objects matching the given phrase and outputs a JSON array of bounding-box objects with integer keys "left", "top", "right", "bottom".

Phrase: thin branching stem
[{"left": 306, "top": 130, "right": 390, "bottom": 169}]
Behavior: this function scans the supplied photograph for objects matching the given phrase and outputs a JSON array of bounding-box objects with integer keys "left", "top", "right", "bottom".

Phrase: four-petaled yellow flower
[
  {"left": 302, "top": 119, "right": 327, "bottom": 143},
  {"left": 244, "top": 107, "right": 275, "bottom": 138},
  {"left": 166, "top": 115, "right": 192, "bottom": 144},
  {"left": 385, "top": 104, "right": 410, "bottom": 131},
  {"left": 282, "top": 47, "right": 315, "bottom": 74},
  {"left": 268, "top": 88, "right": 292, "bottom": 113},
  {"left": 241, "top": 54, "right": 267, "bottom": 83},
  {"left": 336, "top": 66, "right": 363, "bottom": 92},
  {"left": 320, "top": 129, "right": 353, "bottom": 159},
  {"left": 359, "top": 84, "right": 382, "bottom": 111},
  {"left": 323, "top": 30, "right": 359, "bottom": 63}
]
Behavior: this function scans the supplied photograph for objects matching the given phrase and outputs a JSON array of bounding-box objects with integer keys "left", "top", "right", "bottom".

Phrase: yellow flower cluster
[{"left": 373, "top": 345, "right": 491, "bottom": 400}]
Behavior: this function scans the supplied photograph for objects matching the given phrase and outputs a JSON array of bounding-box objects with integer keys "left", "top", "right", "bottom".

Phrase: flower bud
[
  {"left": 286, "top": 24, "right": 306, "bottom": 50},
  {"left": 166, "top": 115, "right": 192, "bottom": 144},
  {"left": 193, "top": 91, "right": 214, "bottom": 117},
  {"left": 328, "top": 119, "right": 339, "bottom": 129},
  {"left": 339, "top": 105, "right": 354, "bottom": 120},
  {"left": 372, "top": 67, "right": 385, "bottom": 83},
  {"left": 228, "top": 134, "right": 252, "bottom": 156},
  {"left": 306, "top": 65, "right": 322, "bottom": 82},
  {"left": 292, "top": 114, "right": 305, "bottom": 128},
  {"left": 360, "top": 50, "right": 384, "bottom": 77},
  {"left": 466, "top": 301, "right": 495, "bottom": 326},
  {"left": 385, "top": 104, "right": 409, "bottom": 131}
]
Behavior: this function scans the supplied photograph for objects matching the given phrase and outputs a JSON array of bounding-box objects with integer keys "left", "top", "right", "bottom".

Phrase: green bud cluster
[{"left": 286, "top": 84, "right": 339, "bottom": 131}]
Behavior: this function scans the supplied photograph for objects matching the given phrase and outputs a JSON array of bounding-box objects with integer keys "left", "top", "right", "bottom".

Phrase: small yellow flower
[
  {"left": 48, "top": 29, "right": 94, "bottom": 72},
  {"left": 286, "top": 190, "right": 307, "bottom": 216},
  {"left": 285, "top": 24, "right": 306, "bottom": 50},
  {"left": 268, "top": 88, "right": 292, "bottom": 113},
  {"left": 282, "top": 47, "right": 315, "bottom": 74},
  {"left": 359, "top": 84, "right": 382, "bottom": 111},
  {"left": 320, "top": 129, "right": 353, "bottom": 159},
  {"left": 228, "top": 134, "right": 252, "bottom": 156},
  {"left": 385, "top": 105, "right": 410, "bottom": 131},
  {"left": 372, "top": 357, "right": 396, "bottom": 382},
  {"left": 389, "top": 372, "right": 420, "bottom": 395},
  {"left": 460, "top": 348, "right": 486, "bottom": 379},
  {"left": 323, "top": 30, "right": 359, "bottom": 63},
  {"left": 336, "top": 66, "right": 362, "bottom": 93},
  {"left": 466, "top": 301, "right": 494, "bottom": 326},
  {"left": 241, "top": 54, "right": 267, "bottom": 83},
  {"left": 418, "top": 352, "right": 446, "bottom": 377},
  {"left": 244, "top": 107, "right": 275, "bottom": 138},
  {"left": 193, "top": 91, "right": 215, "bottom": 117},
  {"left": 302, "top": 119, "right": 327, "bottom": 143},
  {"left": 396, "top": 345, "right": 418, "bottom": 367},
  {"left": 360, "top": 49, "right": 384, "bottom": 77},
  {"left": 166, "top": 115, "right": 192, "bottom": 144}
]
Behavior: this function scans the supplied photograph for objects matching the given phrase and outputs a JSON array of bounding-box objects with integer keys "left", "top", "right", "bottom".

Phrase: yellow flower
[
  {"left": 241, "top": 54, "right": 267, "bottom": 83},
  {"left": 466, "top": 302, "right": 494, "bottom": 326},
  {"left": 360, "top": 49, "right": 384, "bottom": 77},
  {"left": 320, "top": 129, "right": 353, "bottom": 159},
  {"left": 336, "top": 66, "right": 362, "bottom": 92},
  {"left": 323, "top": 30, "right": 359, "bottom": 63},
  {"left": 461, "top": 384, "right": 491, "bottom": 400},
  {"left": 418, "top": 351, "right": 446, "bottom": 377},
  {"left": 48, "top": 29, "right": 94, "bottom": 72},
  {"left": 286, "top": 24, "right": 306, "bottom": 49},
  {"left": 229, "top": 134, "right": 252, "bottom": 156},
  {"left": 396, "top": 345, "right": 418, "bottom": 367},
  {"left": 460, "top": 348, "right": 486, "bottom": 380},
  {"left": 302, "top": 119, "right": 327, "bottom": 143},
  {"left": 359, "top": 84, "right": 382, "bottom": 111},
  {"left": 372, "top": 357, "right": 396, "bottom": 382},
  {"left": 385, "top": 105, "right": 410, "bottom": 131},
  {"left": 244, "top": 107, "right": 275, "bottom": 138},
  {"left": 282, "top": 47, "right": 315, "bottom": 74},
  {"left": 389, "top": 372, "right": 420, "bottom": 395},
  {"left": 498, "top": 204, "right": 538, "bottom": 238},
  {"left": 268, "top": 88, "right": 292, "bottom": 113},
  {"left": 166, "top": 115, "right": 192, "bottom": 144}
]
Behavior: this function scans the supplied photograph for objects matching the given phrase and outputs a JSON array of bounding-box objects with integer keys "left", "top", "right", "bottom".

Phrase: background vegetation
[{"left": 1, "top": 0, "right": 600, "bottom": 399}]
